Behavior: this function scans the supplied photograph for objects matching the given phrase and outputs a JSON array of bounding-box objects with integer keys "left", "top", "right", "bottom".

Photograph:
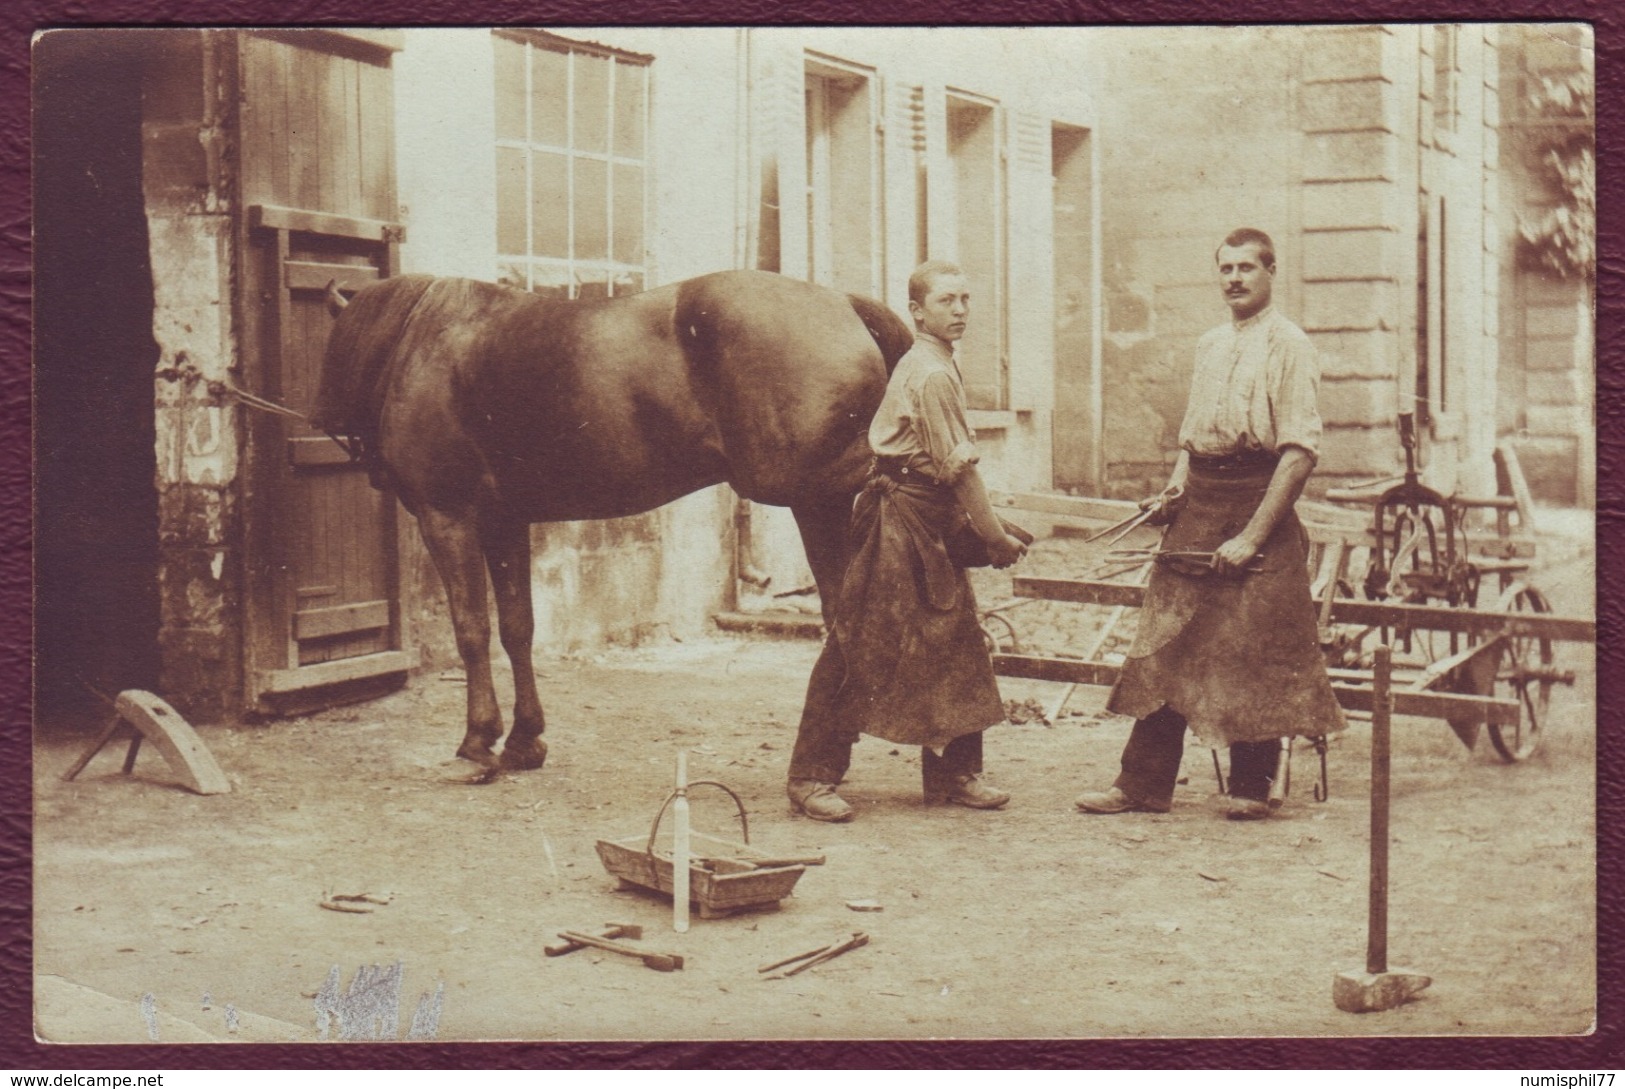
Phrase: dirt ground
[{"left": 32, "top": 520, "right": 1596, "bottom": 1045}]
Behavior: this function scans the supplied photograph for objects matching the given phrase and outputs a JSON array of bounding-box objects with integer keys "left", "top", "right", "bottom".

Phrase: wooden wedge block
[{"left": 113, "top": 690, "right": 231, "bottom": 795}]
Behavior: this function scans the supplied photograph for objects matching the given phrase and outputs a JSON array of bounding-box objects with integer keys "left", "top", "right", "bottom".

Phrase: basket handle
[{"left": 644, "top": 780, "right": 749, "bottom": 862}]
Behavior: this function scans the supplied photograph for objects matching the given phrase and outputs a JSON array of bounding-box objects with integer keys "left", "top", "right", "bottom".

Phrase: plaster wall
[{"left": 1094, "top": 26, "right": 1305, "bottom": 498}]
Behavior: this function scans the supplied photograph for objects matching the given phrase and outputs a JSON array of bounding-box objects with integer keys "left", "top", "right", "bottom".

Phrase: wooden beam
[
  {"left": 991, "top": 654, "right": 1524, "bottom": 726},
  {"left": 992, "top": 654, "right": 1122, "bottom": 687},
  {"left": 1325, "top": 599, "right": 1594, "bottom": 643},
  {"left": 1012, "top": 576, "right": 1594, "bottom": 643},
  {"left": 1407, "top": 637, "right": 1502, "bottom": 692},
  {"left": 294, "top": 600, "right": 390, "bottom": 641},
  {"left": 1333, "top": 684, "right": 1521, "bottom": 727},
  {"left": 991, "top": 491, "right": 1139, "bottom": 524},
  {"left": 250, "top": 203, "right": 405, "bottom": 244},
  {"left": 258, "top": 649, "right": 418, "bottom": 695},
  {"left": 1298, "top": 498, "right": 1377, "bottom": 530},
  {"left": 1013, "top": 576, "right": 1145, "bottom": 608}
]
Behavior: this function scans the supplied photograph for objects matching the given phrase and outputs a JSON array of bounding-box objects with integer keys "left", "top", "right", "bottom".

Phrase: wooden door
[{"left": 237, "top": 29, "right": 415, "bottom": 709}]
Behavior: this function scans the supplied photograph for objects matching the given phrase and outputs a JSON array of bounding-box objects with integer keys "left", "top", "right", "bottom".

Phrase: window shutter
[
  {"left": 1005, "top": 109, "right": 1057, "bottom": 413},
  {"left": 882, "top": 79, "right": 926, "bottom": 314}
]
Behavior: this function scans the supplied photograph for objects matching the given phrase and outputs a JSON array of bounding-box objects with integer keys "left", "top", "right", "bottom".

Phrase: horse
[{"left": 313, "top": 270, "right": 913, "bottom": 774}]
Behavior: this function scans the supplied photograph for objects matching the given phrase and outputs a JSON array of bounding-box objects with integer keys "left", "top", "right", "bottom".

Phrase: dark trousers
[
  {"left": 1113, "top": 706, "right": 1280, "bottom": 806},
  {"left": 789, "top": 635, "right": 984, "bottom": 790}
]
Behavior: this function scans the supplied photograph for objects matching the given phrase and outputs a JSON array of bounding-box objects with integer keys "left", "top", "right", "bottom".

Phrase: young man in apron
[{"left": 786, "top": 261, "right": 1028, "bottom": 822}]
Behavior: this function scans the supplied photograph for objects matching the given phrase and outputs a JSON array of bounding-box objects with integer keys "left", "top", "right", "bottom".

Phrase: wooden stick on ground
[{"left": 780, "top": 932, "right": 869, "bottom": 977}]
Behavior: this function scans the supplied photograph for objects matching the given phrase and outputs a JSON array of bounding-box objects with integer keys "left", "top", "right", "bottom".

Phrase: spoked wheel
[{"left": 1486, "top": 585, "right": 1555, "bottom": 762}]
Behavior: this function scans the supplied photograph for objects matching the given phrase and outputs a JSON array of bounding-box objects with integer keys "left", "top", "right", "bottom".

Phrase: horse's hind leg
[
  {"left": 417, "top": 506, "right": 504, "bottom": 767},
  {"left": 482, "top": 516, "right": 548, "bottom": 771},
  {"left": 791, "top": 492, "right": 858, "bottom": 629}
]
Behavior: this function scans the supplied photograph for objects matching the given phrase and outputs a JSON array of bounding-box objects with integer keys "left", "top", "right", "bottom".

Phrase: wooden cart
[{"left": 986, "top": 436, "right": 1593, "bottom": 783}]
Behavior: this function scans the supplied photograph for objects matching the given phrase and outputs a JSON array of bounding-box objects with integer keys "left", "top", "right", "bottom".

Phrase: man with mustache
[{"left": 1074, "top": 228, "right": 1346, "bottom": 821}]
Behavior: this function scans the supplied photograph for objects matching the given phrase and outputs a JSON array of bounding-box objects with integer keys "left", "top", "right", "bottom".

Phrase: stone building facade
[
  {"left": 1092, "top": 24, "right": 1593, "bottom": 507},
  {"left": 35, "top": 25, "right": 1590, "bottom": 727}
]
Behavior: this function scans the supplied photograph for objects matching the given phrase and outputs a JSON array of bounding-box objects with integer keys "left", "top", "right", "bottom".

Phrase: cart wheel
[{"left": 1486, "top": 585, "right": 1555, "bottom": 762}]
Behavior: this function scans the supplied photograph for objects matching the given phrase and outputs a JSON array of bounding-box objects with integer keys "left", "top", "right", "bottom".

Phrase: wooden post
[
  {"left": 1367, "top": 643, "right": 1392, "bottom": 976},
  {"left": 1334, "top": 643, "right": 1430, "bottom": 1011},
  {"left": 672, "top": 750, "right": 690, "bottom": 934}
]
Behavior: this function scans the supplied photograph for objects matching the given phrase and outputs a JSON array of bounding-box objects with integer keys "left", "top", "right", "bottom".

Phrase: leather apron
[
  {"left": 828, "top": 470, "right": 1006, "bottom": 749},
  {"left": 1106, "top": 457, "right": 1347, "bottom": 747}
]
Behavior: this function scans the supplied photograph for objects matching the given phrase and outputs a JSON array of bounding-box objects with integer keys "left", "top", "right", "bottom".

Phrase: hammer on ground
[
  {"left": 1333, "top": 644, "right": 1431, "bottom": 1013},
  {"left": 544, "top": 923, "right": 642, "bottom": 958},
  {"left": 556, "top": 929, "right": 685, "bottom": 972}
]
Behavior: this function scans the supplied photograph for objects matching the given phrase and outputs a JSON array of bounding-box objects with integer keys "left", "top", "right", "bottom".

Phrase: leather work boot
[
  {"left": 787, "top": 779, "right": 854, "bottom": 822},
  {"left": 1073, "top": 786, "right": 1171, "bottom": 814},
  {"left": 931, "top": 773, "right": 1010, "bottom": 810},
  {"left": 1226, "top": 796, "right": 1271, "bottom": 821}
]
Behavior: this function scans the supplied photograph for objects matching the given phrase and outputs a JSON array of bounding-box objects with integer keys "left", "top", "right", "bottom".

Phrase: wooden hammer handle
[
  {"left": 545, "top": 924, "right": 636, "bottom": 957},
  {"left": 557, "top": 930, "right": 684, "bottom": 971}
]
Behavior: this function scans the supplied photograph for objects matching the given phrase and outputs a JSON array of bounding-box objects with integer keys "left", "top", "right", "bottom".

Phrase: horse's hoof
[
  {"left": 500, "top": 738, "right": 548, "bottom": 771},
  {"left": 456, "top": 739, "right": 499, "bottom": 768},
  {"left": 459, "top": 765, "right": 504, "bottom": 786}
]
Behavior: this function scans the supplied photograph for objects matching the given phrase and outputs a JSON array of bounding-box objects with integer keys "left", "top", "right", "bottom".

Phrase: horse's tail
[
  {"left": 846, "top": 293, "right": 913, "bottom": 375},
  {"left": 312, "top": 274, "right": 436, "bottom": 470}
]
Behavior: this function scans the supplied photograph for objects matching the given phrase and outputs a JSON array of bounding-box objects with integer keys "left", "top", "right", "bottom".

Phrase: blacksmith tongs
[
  {"left": 1084, "top": 486, "right": 1186, "bottom": 548},
  {"left": 1107, "top": 548, "right": 1267, "bottom": 576}
]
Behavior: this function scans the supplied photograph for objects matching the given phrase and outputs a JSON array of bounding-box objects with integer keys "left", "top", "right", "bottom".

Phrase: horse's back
[
  {"left": 673, "top": 271, "right": 904, "bottom": 503},
  {"left": 318, "top": 270, "right": 910, "bottom": 513}
]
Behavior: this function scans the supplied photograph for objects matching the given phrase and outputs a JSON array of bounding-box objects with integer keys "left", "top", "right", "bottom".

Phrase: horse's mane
[{"left": 311, "top": 274, "right": 437, "bottom": 471}]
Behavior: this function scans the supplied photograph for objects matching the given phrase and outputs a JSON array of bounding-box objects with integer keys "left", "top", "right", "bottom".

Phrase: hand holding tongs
[{"left": 1084, "top": 486, "right": 1186, "bottom": 548}]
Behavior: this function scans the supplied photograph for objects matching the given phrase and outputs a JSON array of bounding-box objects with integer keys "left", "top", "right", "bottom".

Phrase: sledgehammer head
[{"left": 1333, "top": 969, "right": 1432, "bottom": 1013}]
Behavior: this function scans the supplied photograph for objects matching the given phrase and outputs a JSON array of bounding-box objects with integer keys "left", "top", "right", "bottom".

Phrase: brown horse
[{"left": 314, "top": 270, "right": 912, "bottom": 772}]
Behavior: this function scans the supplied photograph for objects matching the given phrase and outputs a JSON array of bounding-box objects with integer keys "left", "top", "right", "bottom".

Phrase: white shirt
[{"left": 1177, "top": 305, "right": 1323, "bottom": 462}]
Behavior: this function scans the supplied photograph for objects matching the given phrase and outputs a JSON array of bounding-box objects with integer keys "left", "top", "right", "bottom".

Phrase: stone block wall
[
  {"left": 142, "top": 31, "right": 245, "bottom": 722},
  {"left": 1097, "top": 26, "right": 1517, "bottom": 503},
  {"left": 1297, "top": 25, "right": 1412, "bottom": 489},
  {"left": 1095, "top": 26, "right": 1416, "bottom": 498}
]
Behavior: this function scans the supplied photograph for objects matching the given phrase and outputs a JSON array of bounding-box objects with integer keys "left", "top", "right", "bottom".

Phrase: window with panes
[
  {"left": 804, "top": 57, "right": 880, "bottom": 297},
  {"left": 494, "top": 31, "right": 650, "bottom": 299}
]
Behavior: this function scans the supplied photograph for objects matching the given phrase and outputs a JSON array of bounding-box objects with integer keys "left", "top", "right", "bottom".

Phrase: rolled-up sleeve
[
  {"left": 915, "top": 371, "right": 981, "bottom": 484},
  {"left": 1271, "top": 335, "right": 1323, "bottom": 463}
]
